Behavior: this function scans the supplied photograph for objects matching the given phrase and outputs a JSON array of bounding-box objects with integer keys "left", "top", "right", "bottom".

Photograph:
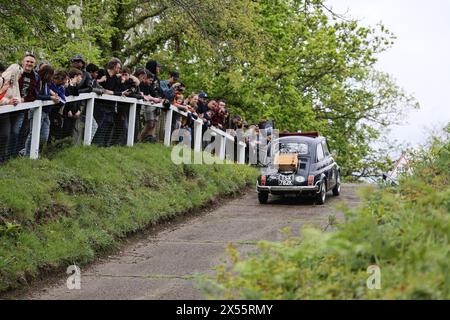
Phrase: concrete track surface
[{"left": 14, "top": 184, "right": 363, "bottom": 300}]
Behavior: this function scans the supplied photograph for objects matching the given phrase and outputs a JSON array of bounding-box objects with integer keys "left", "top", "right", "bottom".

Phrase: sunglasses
[{"left": 25, "top": 51, "right": 36, "bottom": 58}]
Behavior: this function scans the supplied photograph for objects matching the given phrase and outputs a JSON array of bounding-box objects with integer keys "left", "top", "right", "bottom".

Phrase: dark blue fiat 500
[{"left": 256, "top": 132, "right": 341, "bottom": 204}]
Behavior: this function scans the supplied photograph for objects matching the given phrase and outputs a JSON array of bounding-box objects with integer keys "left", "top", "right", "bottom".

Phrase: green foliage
[
  {"left": 204, "top": 128, "right": 449, "bottom": 299},
  {"left": 0, "top": 0, "right": 418, "bottom": 176},
  {"left": 0, "top": 144, "right": 258, "bottom": 293}
]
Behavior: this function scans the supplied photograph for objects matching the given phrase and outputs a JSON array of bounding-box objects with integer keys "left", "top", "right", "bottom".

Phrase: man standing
[
  {"left": 145, "top": 60, "right": 163, "bottom": 96},
  {"left": 197, "top": 91, "right": 209, "bottom": 115},
  {"left": 69, "top": 55, "right": 92, "bottom": 93},
  {"left": 10, "top": 52, "right": 39, "bottom": 156},
  {"left": 92, "top": 59, "right": 123, "bottom": 147},
  {"left": 138, "top": 71, "right": 163, "bottom": 142},
  {"left": 160, "top": 71, "right": 180, "bottom": 101},
  {"left": 68, "top": 55, "right": 95, "bottom": 144}
]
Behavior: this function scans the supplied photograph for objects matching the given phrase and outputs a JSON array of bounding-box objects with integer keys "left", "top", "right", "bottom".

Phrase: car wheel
[
  {"left": 332, "top": 172, "right": 341, "bottom": 196},
  {"left": 316, "top": 180, "right": 326, "bottom": 205},
  {"left": 258, "top": 192, "right": 269, "bottom": 204}
]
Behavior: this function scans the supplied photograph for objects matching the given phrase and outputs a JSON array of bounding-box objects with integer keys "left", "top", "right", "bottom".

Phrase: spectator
[
  {"left": 138, "top": 70, "right": 163, "bottom": 143},
  {"left": 169, "top": 83, "right": 188, "bottom": 131},
  {"left": 69, "top": 55, "right": 95, "bottom": 144},
  {"left": 85, "top": 63, "right": 106, "bottom": 96},
  {"left": 48, "top": 70, "right": 68, "bottom": 141},
  {"left": 145, "top": 60, "right": 163, "bottom": 96},
  {"left": 118, "top": 67, "right": 140, "bottom": 97},
  {"left": 92, "top": 58, "right": 123, "bottom": 147},
  {"left": 69, "top": 55, "right": 92, "bottom": 93},
  {"left": 133, "top": 68, "right": 147, "bottom": 142},
  {"left": 218, "top": 100, "right": 230, "bottom": 129},
  {"left": 231, "top": 115, "right": 243, "bottom": 130},
  {"left": 66, "top": 68, "right": 83, "bottom": 96},
  {"left": 10, "top": 52, "right": 39, "bottom": 157},
  {"left": 186, "top": 94, "right": 199, "bottom": 114},
  {"left": 24, "top": 65, "right": 60, "bottom": 156},
  {"left": 63, "top": 68, "right": 85, "bottom": 138},
  {"left": 0, "top": 64, "right": 22, "bottom": 105},
  {"left": 86, "top": 63, "right": 99, "bottom": 81},
  {"left": 38, "top": 61, "right": 51, "bottom": 70},
  {"left": 173, "top": 91, "right": 187, "bottom": 112},
  {"left": 160, "top": 71, "right": 180, "bottom": 101},
  {"left": 50, "top": 70, "right": 68, "bottom": 105},
  {"left": 197, "top": 91, "right": 209, "bottom": 115},
  {"left": 110, "top": 67, "right": 140, "bottom": 145},
  {"left": 0, "top": 64, "right": 23, "bottom": 162},
  {"left": 209, "top": 100, "right": 225, "bottom": 129}
]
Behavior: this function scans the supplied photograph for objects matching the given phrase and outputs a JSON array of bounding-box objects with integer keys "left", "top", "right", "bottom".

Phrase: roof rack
[{"left": 279, "top": 131, "right": 320, "bottom": 138}]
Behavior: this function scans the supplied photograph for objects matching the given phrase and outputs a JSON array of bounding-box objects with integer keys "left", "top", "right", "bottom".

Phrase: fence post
[
  {"left": 164, "top": 108, "right": 173, "bottom": 147},
  {"left": 216, "top": 133, "right": 226, "bottom": 161},
  {"left": 127, "top": 102, "right": 137, "bottom": 147},
  {"left": 193, "top": 119, "right": 202, "bottom": 152},
  {"left": 238, "top": 142, "right": 246, "bottom": 164},
  {"left": 29, "top": 105, "right": 43, "bottom": 160},
  {"left": 84, "top": 96, "right": 95, "bottom": 146}
]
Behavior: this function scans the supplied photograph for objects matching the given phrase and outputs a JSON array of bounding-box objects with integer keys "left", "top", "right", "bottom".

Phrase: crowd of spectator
[{"left": 0, "top": 52, "right": 271, "bottom": 163}]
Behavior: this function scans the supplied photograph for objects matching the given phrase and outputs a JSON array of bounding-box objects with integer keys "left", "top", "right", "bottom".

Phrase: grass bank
[
  {"left": 205, "top": 135, "right": 449, "bottom": 299},
  {"left": 0, "top": 143, "right": 259, "bottom": 293}
]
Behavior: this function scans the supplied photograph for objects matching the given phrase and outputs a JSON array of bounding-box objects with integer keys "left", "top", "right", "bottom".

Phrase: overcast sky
[{"left": 327, "top": 0, "right": 450, "bottom": 147}]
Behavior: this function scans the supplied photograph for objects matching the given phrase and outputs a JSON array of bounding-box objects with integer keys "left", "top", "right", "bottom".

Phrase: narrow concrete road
[{"left": 17, "top": 184, "right": 363, "bottom": 300}]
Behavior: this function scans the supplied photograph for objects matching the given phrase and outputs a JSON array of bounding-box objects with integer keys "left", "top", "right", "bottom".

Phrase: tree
[{"left": 0, "top": 0, "right": 418, "bottom": 178}]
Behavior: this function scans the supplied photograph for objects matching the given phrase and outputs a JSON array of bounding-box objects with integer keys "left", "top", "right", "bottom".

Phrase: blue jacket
[
  {"left": 50, "top": 82, "right": 66, "bottom": 105},
  {"left": 160, "top": 80, "right": 175, "bottom": 101}
]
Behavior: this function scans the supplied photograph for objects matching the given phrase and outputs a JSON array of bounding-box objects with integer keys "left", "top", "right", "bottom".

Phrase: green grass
[
  {"left": 0, "top": 143, "right": 259, "bottom": 293},
  {"left": 204, "top": 136, "right": 450, "bottom": 300}
]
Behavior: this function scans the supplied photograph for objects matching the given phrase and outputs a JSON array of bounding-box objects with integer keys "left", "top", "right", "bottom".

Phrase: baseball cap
[{"left": 70, "top": 54, "right": 86, "bottom": 66}]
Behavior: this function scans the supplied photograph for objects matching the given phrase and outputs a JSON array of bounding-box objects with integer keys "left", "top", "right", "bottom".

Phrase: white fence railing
[{"left": 0, "top": 93, "right": 246, "bottom": 163}]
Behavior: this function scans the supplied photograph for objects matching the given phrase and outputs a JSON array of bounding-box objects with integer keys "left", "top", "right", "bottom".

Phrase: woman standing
[
  {"left": 0, "top": 64, "right": 23, "bottom": 162},
  {"left": 23, "top": 65, "right": 60, "bottom": 156}
]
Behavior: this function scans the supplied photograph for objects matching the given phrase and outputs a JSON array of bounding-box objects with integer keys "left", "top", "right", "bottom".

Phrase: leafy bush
[{"left": 205, "top": 127, "right": 449, "bottom": 299}]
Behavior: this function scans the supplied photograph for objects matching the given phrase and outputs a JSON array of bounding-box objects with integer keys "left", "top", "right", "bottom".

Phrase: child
[
  {"left": 48, "top": 70, "right": 68, "bottom": 141},
  {"left": 61, "top": 68, "right": 83, "bottom": 138}
]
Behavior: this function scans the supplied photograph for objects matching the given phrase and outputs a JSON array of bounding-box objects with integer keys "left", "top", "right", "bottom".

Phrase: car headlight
[{"left": 294, "top": 176, "right": 306, "bottom": 183}]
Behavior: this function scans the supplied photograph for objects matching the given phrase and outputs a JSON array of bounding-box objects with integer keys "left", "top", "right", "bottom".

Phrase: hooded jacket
[{"left": 0, "top": 64, "right": 23, "bottom": 106}]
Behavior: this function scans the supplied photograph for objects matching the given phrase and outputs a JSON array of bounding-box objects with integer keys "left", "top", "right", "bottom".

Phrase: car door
[
  {"left": 321, "top": 140, "right": 336, "bottom": 189},
  {"left": 316, "top": 142, "right": 328, "bottom": 187}
]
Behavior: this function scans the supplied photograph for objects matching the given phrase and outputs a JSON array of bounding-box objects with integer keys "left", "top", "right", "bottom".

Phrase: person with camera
[
  {"left": 108, "top": 67, "right": 141, "bottom": 146},
  {"left": 92, "top": 59, "right": 123, "bottom": 147},
  {"left": 68, "top": 56, "right": 101, "bottom": 145}
]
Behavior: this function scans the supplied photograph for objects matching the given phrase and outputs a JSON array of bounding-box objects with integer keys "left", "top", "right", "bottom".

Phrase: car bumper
[{"left": 256, "top": 183, "right": 320, "bottom": 194}]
